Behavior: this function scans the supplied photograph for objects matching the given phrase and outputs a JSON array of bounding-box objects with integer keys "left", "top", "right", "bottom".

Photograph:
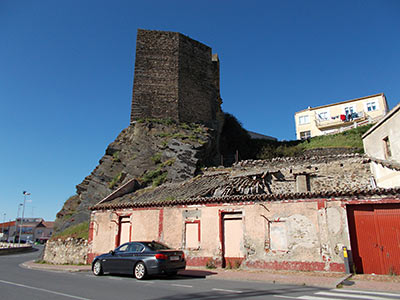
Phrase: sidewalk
[{"left": 22, "top": 260, "right": 400, "bottom": 293}]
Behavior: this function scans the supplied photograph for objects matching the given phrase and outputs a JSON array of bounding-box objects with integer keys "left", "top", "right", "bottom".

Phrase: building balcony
[{"left": 315, "top": 111, "right": 367, "bottom": 130}]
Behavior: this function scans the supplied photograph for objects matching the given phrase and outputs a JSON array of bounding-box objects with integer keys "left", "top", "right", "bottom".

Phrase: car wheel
[
  {"left": 134, "top": 262, "right": 147, "bottom": 280},
  {"left": 93, "top": 260, "right": 103, "bottom": 276}
]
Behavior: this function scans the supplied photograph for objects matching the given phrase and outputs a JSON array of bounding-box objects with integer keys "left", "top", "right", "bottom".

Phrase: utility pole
[{"left": 18, "top": 191, "right": 30, "bottom": 246}]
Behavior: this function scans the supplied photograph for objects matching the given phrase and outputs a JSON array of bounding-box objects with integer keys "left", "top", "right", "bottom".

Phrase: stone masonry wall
[
  {"left": 178, "top": 32, "right": 219, "bottom": 125},
  {"left": 131, "top": 30, "right": 180, "bottom": 122},
  {"left": 43, "top": 238, "right": 88, "bottom": 265},
  {"left": 131, "top": 29, "right": 220, "bottom": 127},
  {"left": 232, "top": 154, "right": 372, "bottom": 193}
]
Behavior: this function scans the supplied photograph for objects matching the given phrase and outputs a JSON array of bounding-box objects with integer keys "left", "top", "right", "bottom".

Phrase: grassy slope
[
  {"left": 51, "top": 221, "right": 89, "bottom": 240},
  {"left": 253, "top": 124, "right": 373, "bottom": 160},
  {"left": 301, "top": 124, "right": 373, "bottom": 150}
]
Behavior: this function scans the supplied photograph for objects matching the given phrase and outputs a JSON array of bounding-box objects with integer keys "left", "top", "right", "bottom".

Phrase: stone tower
[{"left": 130, "top": 29, "right": 222, "bottom": 127}]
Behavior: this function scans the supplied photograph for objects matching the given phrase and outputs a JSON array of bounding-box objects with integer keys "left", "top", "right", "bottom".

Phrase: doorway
[
  {"left": 118, "top": 216, "right": 131, "bottom": 246},
  {"left": 221, "top": 212, "right": 244, "bottom": 268},
  {"left": 347, "top": 204, "right": 400, "bottom": 274}
]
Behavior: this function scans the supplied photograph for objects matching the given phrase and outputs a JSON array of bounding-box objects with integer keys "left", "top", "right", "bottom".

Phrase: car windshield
[{"left": 143, "top": 241, "right": 171, "bottom": 251}]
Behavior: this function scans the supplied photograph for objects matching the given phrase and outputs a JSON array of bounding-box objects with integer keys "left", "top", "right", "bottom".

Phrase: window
[
  {"left": 383, "top": 136, "right": 392, "bottom": 159},
  {"left": 144, "top": 241, "right": 170, "bottom": 251},
  {"left": 298, "top": 115, "right": 309, "bottom": 125},
  {"left": 317, "top": 111, "right": 329, "bottom": 121},
  {"left": 300, "top": 131, "right": 311, "bottom": 140},
  {"left": 185, "top": 221, "right": 200, "bottom": 249},
  {"left": 269, "top": 221, "right": 288, "bottom": 251},
  {"left": 116, "top": 243, "right": 129, "bottom": 252},
  {"left": 344, "top": 106, "right": 354, "bottom": 116},
  {"left": 128, "top": 243, "right": 145, "bottom": 252},
  {"left": 366, "top": 102, "right": 377, "bottom": 112}
]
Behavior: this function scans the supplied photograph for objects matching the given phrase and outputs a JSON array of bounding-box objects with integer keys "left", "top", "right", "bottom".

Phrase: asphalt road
[{"left": 1, "top": 247, "right": 400, "bottom": 300}]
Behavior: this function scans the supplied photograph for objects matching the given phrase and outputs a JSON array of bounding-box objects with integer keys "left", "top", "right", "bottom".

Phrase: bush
[
  {"left": 108, "top": 172, "right": 123, "bottom": 189},
  {"left": 151, "top": 153, "right": 162, "bottom": 164},
  {"left": 112, "top": 151, "right": 121, "bottom": 162},
  {"left": 141, "top": 168, "right": 168, "bottom": 187},
  {"left": 205, "top": 258, "right": 217, "bottom": 269}
]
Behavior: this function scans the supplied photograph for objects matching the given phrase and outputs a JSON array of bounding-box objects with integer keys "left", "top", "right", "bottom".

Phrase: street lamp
[
  {"left": 18, "top": 191, "right": 30, "bottom": 246},
  {"left": 15, "top": 204, "right": 23, "bottom": 243},
  {"left": 2, "top": 213, "right": 5, "bottom": 241}
]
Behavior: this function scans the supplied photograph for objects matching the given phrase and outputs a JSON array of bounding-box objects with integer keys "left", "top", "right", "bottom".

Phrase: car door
[
  {"left": 121, "top": 242, "right": 146, "bottom": 274},
  {"left": 104, "top": 243, "right": 129, "bottom": 274},
  {"left": 116, "top": 242, "right": 138, "bottom": 274}
]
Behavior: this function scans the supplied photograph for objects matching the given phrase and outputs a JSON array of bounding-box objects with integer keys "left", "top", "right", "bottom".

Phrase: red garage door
[{"left": 347, "top": 204, "right": 400, "bottom": 275}]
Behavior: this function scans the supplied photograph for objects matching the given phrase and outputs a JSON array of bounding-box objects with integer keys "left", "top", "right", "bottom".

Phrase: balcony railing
[{"left": 315, "top": 111, "right": 367, "bottom": 129}]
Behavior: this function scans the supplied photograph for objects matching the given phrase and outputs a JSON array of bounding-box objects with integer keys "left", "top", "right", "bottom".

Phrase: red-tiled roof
[
  {"left": 90, "top": 187, "right": 400, "bottom": 210},
  {"left": 0, "top": 221, "right": 16, "bottom": 227},
  {"left": 43, "top": 221, "right": 54, "bottom": 228}
]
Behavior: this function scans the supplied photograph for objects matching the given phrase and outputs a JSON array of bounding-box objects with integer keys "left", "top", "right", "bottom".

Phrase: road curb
[{"left": 21, "top": 260, "right": 91, "bottom": 273}]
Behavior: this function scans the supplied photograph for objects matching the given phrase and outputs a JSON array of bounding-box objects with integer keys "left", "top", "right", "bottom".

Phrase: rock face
[{"left": 55, "top": 120, "right": 219, "bottom": 233}]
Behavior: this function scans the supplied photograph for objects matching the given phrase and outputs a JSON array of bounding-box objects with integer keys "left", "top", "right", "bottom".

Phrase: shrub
[
  {"left": 112, "top": 151, "right": 121, "bottom": 162},
  {"left": 205, "top": 258, "right": 217, "bottom": 269},
  {"left": 109, "top": 172, "right": 123, "bottom": 189},
  {"left": 141, "top": 168, "right": 168, "bottom": 187},
  {"left": 151, "top": 153, "right": 162, "bottom": 164}
]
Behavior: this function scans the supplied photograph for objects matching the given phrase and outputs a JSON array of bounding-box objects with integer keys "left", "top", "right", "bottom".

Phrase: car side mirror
[{"left": 109, "top": 250, "right": 115, "bottom": 255}]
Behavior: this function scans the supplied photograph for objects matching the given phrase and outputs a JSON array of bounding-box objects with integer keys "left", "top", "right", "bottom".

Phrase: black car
[{"left": 91, "top": 241, "right": 186, "bottom": 279}]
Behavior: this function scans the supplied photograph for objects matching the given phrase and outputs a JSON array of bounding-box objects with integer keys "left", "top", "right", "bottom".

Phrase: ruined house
[{"left": 88, "top": 154, "right": 400, "bottom": 274}]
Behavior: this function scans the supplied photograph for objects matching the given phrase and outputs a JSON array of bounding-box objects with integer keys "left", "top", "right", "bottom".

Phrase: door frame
[
  {"left": 114, "top": 214, "right": 132, "bottom": 248},
  {"left": 219, "top": 210, "right": 244, "bottom": 268}
]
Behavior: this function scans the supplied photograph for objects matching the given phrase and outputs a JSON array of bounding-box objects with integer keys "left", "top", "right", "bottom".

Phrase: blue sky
[{"left": 1, "top": 0, "right": 399, "bottom": 221}]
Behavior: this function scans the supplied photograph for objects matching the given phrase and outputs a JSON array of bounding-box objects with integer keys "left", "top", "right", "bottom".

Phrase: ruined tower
[{"left": 130, "top": 29, "right": 222, "bottom": 126}]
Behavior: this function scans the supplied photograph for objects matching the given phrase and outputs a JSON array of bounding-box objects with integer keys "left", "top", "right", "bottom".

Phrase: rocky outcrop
[{"left": 55, "top": 120, "right": 219, "bottom": 233}]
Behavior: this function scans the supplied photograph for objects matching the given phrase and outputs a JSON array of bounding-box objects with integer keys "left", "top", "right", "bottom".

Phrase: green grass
[
  {"left": 112, "top": 151, "right": 121, "bottom": 162},
  {"left": 140, "top": 168, "right": 168, "bottom": 187},
  {"left": 301, "top": 124, "right": 373, "bottom": 151},
  {"left": 151, "top": 152, "right": 162, "bottom": 164},
  {"left": 51, "top": 222, "right": 89, "bottom": 240},
  {"left": 161, "top": 158, "right": 175, "bottom": 167},
  {"left": 108, "top": 172, "right": 123, "bottom": 189},
  {"left": 254, "top": 124, "right": 373, "bottom": 159},
  {"left": 152, "top": 172, "right": 168, "bottom": 187}
]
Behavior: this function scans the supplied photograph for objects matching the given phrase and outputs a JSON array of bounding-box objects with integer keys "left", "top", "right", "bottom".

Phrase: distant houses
[{"left": 0, "top": 218, "right": 54, "bottom": 243}]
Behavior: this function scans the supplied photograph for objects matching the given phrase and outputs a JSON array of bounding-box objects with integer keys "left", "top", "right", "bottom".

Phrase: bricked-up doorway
[
  {"left": 347, "top": 204, "right": 400, "bottom": 275},
  {"left": 117, "top": 216, "right": 131, "bottom": 246},
  {"left": 220, "top": 212, "right": 244, "bottom": 268}
]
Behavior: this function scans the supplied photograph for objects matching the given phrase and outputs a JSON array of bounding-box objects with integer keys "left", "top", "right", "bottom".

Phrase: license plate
[{"left": 170, "top": 255, "right": 179, "bottom": 261}]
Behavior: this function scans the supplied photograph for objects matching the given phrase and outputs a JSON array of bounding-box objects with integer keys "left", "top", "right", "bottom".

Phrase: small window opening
[{"left": 383, "top": 136, "right": 392, "bottom": 159}]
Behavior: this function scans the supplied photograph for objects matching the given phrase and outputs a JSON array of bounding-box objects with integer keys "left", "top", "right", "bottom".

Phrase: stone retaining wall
[{"left": 43, "top": 238, "right": 88, "bottom": 265}]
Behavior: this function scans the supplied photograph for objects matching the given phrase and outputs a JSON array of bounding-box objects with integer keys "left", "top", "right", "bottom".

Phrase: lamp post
[
  {"left": 2, "top": 213, "right": 5, "bottom": 241},
  {"left": 15, "top": 204, "right": 22, "bottom": 243},
  {"left": 18, "top": 191, "right": 30, "bottom": 246}
]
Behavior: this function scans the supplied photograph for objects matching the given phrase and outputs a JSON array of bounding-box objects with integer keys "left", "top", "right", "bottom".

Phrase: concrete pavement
[{"left": 22, "top": 260, "right": 400, "bottom": 293}]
